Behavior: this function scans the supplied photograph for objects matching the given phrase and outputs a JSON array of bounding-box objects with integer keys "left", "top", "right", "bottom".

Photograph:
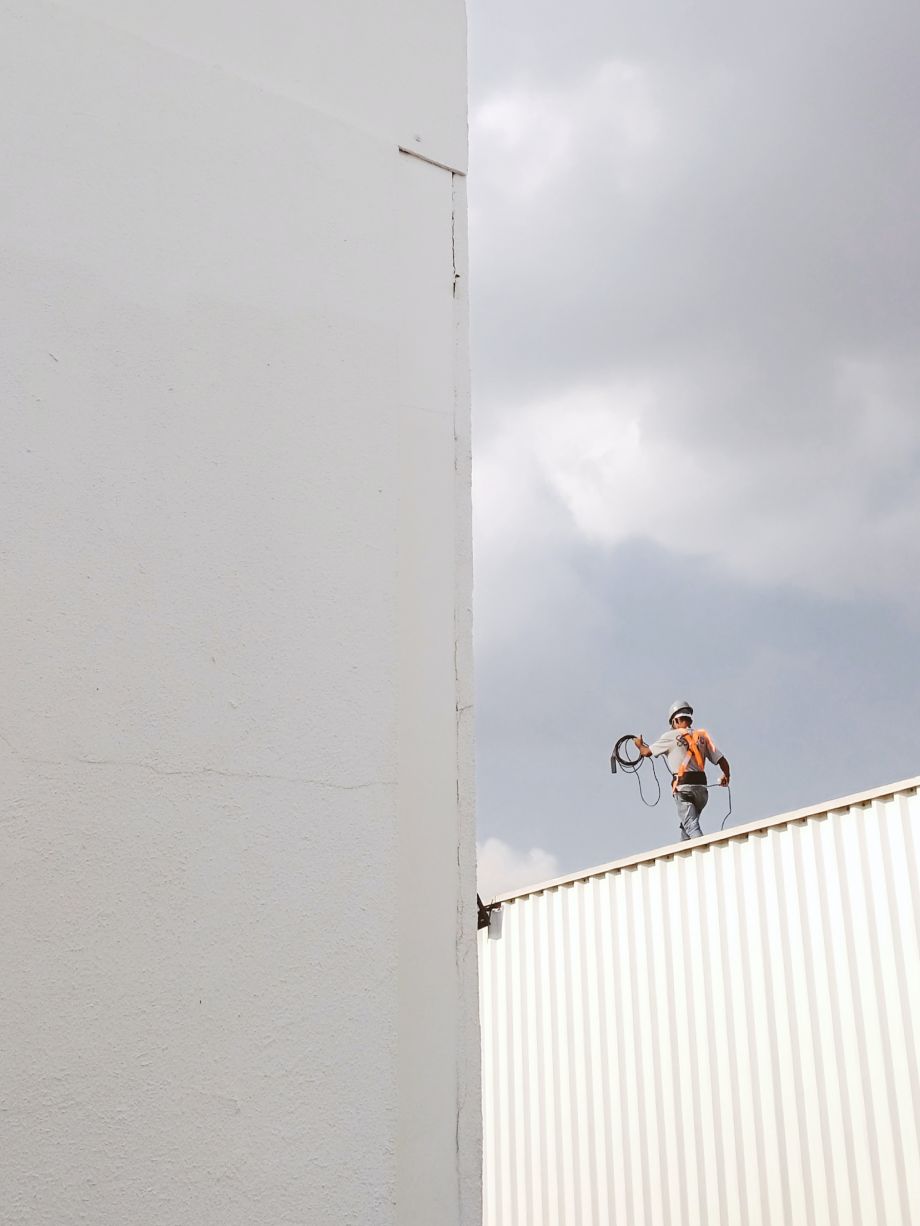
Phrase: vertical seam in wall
[
  {"left": 450, "top": 162, "right": 479, "bottom": 1226},
  {"left": 451, "top": 182, "right": 459, "bottom": 299},
  {"left": 452, "top": 165, "right": 463, "bottom": 1223},
  {"left": 452, "top": 158, "right": 461, "bottom": 1220}
]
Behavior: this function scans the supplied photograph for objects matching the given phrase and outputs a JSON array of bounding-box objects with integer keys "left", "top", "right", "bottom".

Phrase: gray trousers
[{"left": 675, "top": 785, "right": 708, "bottom": 840}]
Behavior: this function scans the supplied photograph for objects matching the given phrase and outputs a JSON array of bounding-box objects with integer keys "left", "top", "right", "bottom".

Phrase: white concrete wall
[{"left": 0, "top": 3, "right": 479, "bottom": 1223}]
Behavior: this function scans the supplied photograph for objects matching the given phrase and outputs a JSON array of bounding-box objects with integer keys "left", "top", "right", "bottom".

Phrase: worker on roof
[{"left": 633, "top": 701, "right": 730, "bottom": 841}]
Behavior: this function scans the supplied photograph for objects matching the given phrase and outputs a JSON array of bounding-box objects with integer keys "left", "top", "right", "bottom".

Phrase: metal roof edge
[{"left": 485, "top": 773, "right": 920, "bottom": 906}]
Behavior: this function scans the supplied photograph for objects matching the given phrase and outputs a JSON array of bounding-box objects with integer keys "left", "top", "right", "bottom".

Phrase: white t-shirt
[{"left": 648, "top": 727, "right": 723, "bottom": 776}]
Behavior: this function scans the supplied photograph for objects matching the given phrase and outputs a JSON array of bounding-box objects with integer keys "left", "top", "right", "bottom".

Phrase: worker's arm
[
  {"left": 702, "top": 733, "right": 730, "bottom": 787},
  {"left": 633, "top": 736, "right": 653, "bottom": 758},
  {"left": 717, "top": 755, "right": 730, "bottom": 787}
]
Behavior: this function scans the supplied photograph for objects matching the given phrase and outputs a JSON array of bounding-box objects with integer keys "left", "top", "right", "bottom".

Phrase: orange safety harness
[{"left": 672, "top": 728, "right": 714, "bottom": 793}]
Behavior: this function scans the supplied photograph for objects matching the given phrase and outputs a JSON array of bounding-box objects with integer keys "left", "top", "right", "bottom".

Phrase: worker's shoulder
[{"left": 651, "top": 727, "right": 678, "bottom": 748}]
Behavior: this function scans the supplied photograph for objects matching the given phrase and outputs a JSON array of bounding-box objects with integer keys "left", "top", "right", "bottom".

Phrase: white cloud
[
  {"left": 474, "top": 361, "right": 920, "bottom": 607},
  {"left": 477, "top": 837, "right": 561, "bottom": 900},
  {"left": 471, "top": 59, "right": 663, "bottom": 208}
]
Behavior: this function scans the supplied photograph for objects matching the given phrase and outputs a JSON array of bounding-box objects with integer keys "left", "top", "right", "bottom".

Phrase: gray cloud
[
  {"left": 470, "top": 3, "right": 920, "bottom": 396},
  {"left": 475, "top": 508, "right": 920, "bottom": 873},
  {"left": 468, "top": 0, "right": 920, "bottom": 872}
]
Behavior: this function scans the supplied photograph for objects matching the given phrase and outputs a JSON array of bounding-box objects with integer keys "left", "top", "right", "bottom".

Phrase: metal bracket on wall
[
  {"left": 477, "top": 894, "right": 503, "bottom": 937},
  {"left": 398, "top": 145, "right": 466, "bottom": 176}
]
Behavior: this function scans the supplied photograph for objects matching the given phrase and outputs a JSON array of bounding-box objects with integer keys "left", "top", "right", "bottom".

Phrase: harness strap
[{"left": 672, "top": 728, "right": 711, "bottom": 793}]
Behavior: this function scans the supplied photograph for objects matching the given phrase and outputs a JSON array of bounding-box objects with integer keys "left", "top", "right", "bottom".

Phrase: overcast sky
[{"left": 468, "top": 0, "right": 920, "bottom": 897}]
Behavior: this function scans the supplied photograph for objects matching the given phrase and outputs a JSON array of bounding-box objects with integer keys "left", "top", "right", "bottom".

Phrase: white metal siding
[{"left": 480, "top": 782, "right": 920, "bottom": 1226}]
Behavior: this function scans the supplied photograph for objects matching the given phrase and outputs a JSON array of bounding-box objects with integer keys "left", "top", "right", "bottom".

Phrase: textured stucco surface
[{"left": 0, "top": 2, "right": 478, "bottom": 1222}]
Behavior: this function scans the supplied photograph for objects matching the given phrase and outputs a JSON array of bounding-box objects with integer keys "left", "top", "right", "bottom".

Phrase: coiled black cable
[{"left": 610, "top": 734, "right": 663, "bottom": 807}]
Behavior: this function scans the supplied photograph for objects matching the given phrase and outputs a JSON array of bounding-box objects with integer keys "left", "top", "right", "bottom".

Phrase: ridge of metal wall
[{"left": 479, "top": 784, "right": 920, "bottom": 1225}]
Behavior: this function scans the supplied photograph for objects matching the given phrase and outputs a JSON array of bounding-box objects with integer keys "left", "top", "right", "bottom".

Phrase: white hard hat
[{"left": 668, "top": 700, "right": 694, "bottom": 724}]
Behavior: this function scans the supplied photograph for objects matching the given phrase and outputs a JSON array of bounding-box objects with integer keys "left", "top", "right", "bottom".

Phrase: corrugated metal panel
[{"left": 480, "top": 779, "right": 920, "bottom": 1226}]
